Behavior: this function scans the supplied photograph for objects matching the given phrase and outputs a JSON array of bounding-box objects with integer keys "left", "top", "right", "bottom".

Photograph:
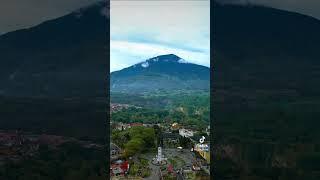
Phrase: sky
[
  {"left": 0, "top": 0, "right": 101, "bottom": 34},
  {"left": 110, "top": 0, "right": 210, "bottom": 72},
  {"left": 1, "top": 0, "right": 320, "bottom": 72}
]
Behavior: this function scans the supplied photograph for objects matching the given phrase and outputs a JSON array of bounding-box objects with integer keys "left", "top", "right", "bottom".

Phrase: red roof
[
  {"left": 111, "top": 160, "right": 129, "bottom": 172},
  {"left": 168, "top": 164, "right": 174, "bottom": 173},
  {"left": 120, "top": 161, "right": 129, "bottom": 171},
  {"left": 130, "top": 123, "right": 143, "bottom": 127}
]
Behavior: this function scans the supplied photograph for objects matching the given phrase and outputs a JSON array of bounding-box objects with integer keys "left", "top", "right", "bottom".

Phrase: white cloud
[{"left": 111, "top": 40, "right": 210, "bottom": 72}]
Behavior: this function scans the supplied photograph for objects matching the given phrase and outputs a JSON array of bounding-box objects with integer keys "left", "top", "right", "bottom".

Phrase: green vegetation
[
  {"left": 112, "top": 126, "right": 156, "bottom": 157},
  {"left": 162, "top": 174, "right": 176, "bottom": 180},
  {"left": 168, "top": 158, "right": 177, "bottom": 167},
  {"left": 174, "top": 156, "right": 186, "bottom": 167},
  {"left": 168, "top": 156, "right": 186, "bottom": 169},
  {"left": 129, "top": 157, "right": 151, "bottom": 177},
  {"left": 111, "top": 91, "right": 209, "bottom": 130}
]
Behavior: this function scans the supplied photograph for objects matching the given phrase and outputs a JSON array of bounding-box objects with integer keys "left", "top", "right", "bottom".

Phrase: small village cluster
[
  {"left": 0, "top": 130, "right": 103, "bottom": 166},
  {"left": 111, "top": 103, "right": 141, "bottom": 113},
  {"left": 110, "top": 121, "right": 210, "bottom": 179}
]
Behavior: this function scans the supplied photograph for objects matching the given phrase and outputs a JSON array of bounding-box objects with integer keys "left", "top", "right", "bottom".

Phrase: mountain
[
  {"left": 110, "top": 54, "right": 210, "bottom": 94},
  {"left": 214, "top": 2, "right": 320, "bottom": 109},
  {"left": 0, "top": 1, "right": 108, "bottom": 98},
  {"left": 213, "top": 2, "right": 320, "bottom": 179},
  {"left": 0, "top": 2, "right": 108, "bottom": 139}
]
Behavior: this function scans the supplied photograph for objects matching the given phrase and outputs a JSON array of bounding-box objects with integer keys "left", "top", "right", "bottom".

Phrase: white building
[
  {"left": 115, "top": 122, "right": 130, "bottom": 131},
  {"left": 179, "top": 129, "right": 194, "bottom": 138}
]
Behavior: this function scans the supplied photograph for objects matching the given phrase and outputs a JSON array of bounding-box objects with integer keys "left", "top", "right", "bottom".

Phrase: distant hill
[
  {"left": 0, "top": 1, "right": 108, "bottom": 98},
  {"left": 110, "top": 54, "right": 210, "bottom": 94}
]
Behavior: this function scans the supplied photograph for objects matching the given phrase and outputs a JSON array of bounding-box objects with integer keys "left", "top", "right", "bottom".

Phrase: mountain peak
[
  {"left": 152, "top": 54, "right": 180, "bottom": 60},
  {"left": 73, "top": 1, "right": 107, "bottom": 18},
  {"left": 145, "top": 54, "right": 189, "bottom": 64},
  {"left": 111, "top": 54, "right": 209, "bottom": 93},
  {"left": 134, "top": 54, "right": 191, "bottom": 69}
]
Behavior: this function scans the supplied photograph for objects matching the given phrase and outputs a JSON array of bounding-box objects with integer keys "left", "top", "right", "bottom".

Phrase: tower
[{"left": 157, "top": 147, "right": 162, "bottom": 162}]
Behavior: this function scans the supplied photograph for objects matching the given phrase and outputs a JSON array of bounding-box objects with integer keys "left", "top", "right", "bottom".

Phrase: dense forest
[
  {"left": 111, "top": 91, "right": 210, "bottom": 130},
  {"left": 112, "top": 126, "right": 156, "bottom": 157}
]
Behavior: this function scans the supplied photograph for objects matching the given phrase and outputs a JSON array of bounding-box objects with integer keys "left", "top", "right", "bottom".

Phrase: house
[
  {"left": 179, "top": 129, "right": 194, "bottom": 138},
  {"left": 162, "top": 132, "right": 180, "bottom": 140},
  {"left": 110, "top": 160, "right": 129, "bottom": 176},
  {"left": 171, "top": 123, "right": 180, "bottom": 130},
  {"left": 110, "top": 143, "right": 122, "bottom": 161},
  {"left": 192, "top": 164, "right": 201, "bottom": 171},
  {"left": 110, "top": 103, "right": 130, "bottom": 113},
  {"left": 129, "top": 122, "right": 143, "bottom": 127},
  {"left": 114, "top": 122, "right": 130, "bottom": 131},
  {"left": 162, "top": 132, "right": 180, "bottom": 145}
]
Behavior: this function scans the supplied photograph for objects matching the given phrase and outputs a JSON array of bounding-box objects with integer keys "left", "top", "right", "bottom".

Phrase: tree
[{"left": 124, "top": 138, "right": 145, "bottom": 157}]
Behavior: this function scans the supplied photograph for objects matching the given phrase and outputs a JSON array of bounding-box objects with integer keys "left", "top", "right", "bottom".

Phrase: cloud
[
  {"left": 0, "top": 0, "right": 102, "bottom": 34},
  {"left": 110, "top": 0, "right": 210, "bottom": 72},
  {"left": 111, "top": 40, "right": 210, "bottom": 72},
  {"left": 215, "top": 0, "right": 320, "bottom": 20}
]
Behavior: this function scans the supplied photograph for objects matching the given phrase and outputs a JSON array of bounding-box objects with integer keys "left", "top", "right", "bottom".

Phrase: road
[
  {"left": 142, "top": 148, "right": 195, "bottom": 179},
  {"left": 144, "top": 153, "right": 161, "bottom": 180},
  {"left": 177, "top": 173, "right": 184, "bottom": 180}
]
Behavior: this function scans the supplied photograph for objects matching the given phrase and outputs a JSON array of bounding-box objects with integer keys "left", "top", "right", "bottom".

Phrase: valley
[{"left": 109, "top": 54, "right": 210, "bottom": 179}]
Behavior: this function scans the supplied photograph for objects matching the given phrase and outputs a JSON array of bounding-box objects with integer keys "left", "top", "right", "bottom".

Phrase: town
[
  {"left": 110, "top": 120, "right": 210, "bottom": 180},
  {"left": 0, "top": 130, "right": 104, "bottom": 166},
  {"left": 111, "top": 103, "right": 141, "bottom": 113}
]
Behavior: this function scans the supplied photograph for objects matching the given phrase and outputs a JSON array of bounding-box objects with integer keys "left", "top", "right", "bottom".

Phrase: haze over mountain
[
  {"left": 111, "top": 54, "right": 210, "bottom": 94},
  {"left": 0, "top": 1, "right": 108, "bottom": 98}
]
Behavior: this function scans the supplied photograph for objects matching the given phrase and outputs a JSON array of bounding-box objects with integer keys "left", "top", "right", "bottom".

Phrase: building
[
  {"left": 179, "top": 129, "right": 194, "bottom": 138},
  {"left": 194, "top": 143, "right": 210, "bottom": 163},
  {"left": 110, "top": 160, "right": 129, "bottom": 176},
  {"left": 110, "top": 143, "right": 122, "bottom": 161},
  {"left": 129, "top": 122, "right": 143, "bottom": 127},
  {"left": 161, "top": 132, "right": 180, "bottom": 147},
  {"left": 110, "top": 103, "right": 130, "bottom": 113},
  {"left": 171, "top": 123, "right": 180, "bottom": 130},
  {"left": 162, "top": 132, "right": 180, "bottom": 141},
  {"left": 114, "top": 122, "right": 130, "bottom": 131},
  {"left": 143, "top": 123, "right": 156, "bottom": 127}
]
